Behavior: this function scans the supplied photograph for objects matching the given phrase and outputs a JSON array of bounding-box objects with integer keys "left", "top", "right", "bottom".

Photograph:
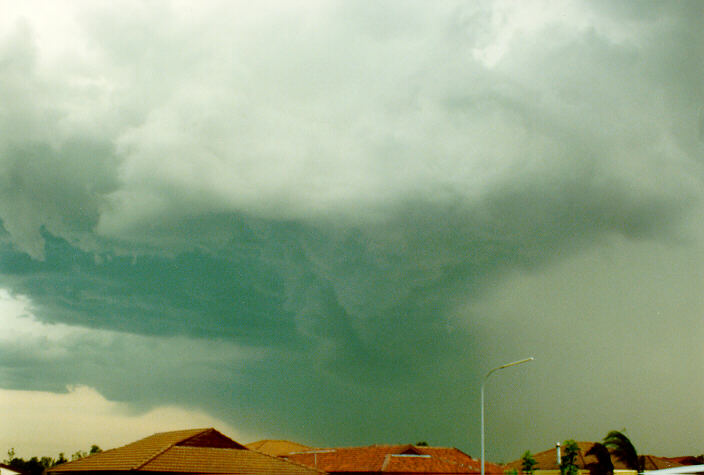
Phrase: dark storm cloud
[{"left": 1, "top": 0, "right": 703, "bottom": 460}]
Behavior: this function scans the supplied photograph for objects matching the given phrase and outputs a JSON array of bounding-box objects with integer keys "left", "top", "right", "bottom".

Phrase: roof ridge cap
[
  {"left": 381, "top": 454, "right": 393, "bottom": 471},
  {"left": 172, "top": 445, "right": 241, "bottom": 451},
  {"left": 132, "top": 428, "right": 211, "bottom": 470},
  {"left": 420, "top": 445, "right": 461, "bottom": 449},
  {"left": 262, "top": 448, "right": 326, "bottom": 474}
]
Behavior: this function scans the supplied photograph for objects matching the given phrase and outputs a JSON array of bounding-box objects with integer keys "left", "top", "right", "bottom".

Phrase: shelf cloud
[{"left": 1, "top": 0, "right": 703, "bottom": 461}]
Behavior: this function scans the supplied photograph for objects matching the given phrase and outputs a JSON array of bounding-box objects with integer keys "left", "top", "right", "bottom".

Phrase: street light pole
[{"left": 481, "top": 357, "right": 535, "bottom": 475}]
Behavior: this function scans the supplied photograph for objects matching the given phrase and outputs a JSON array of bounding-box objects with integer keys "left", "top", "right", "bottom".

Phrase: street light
[{"left": 481, "top": 357, "right": 535, "bottom": 475}]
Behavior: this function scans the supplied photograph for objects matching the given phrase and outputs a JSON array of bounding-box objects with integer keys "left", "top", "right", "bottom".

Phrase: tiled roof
[
  {"left": 667, "top": 457, "right": 704, "bottom": 466},
  {"left": 246, "top": 440, "right": 314, "bottom": 456},
  {"left": 140, "top": 446, "right": 325, "bottom": 473},
  {"left": 641, "top": 455, "right": 686, "bottom": 471},
  {"left": 49, "top": 428, "right": 215, "bottom": 472},
  {"left": 284, "top": 444, "right": 504, "bottom": 473},
  {"left": 505, "top": 442, "right": 687, "bottom": 473},
  {"left": 47, "top": 428, "right": 323, "bottom": 474},
  {"left": 380, "top": 454, "right": 479, "bottom": 473}
]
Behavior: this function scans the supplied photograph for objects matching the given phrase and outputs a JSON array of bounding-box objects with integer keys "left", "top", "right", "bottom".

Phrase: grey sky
[{"left": 1, "top": 0, "right": 702, "bottom": 462}]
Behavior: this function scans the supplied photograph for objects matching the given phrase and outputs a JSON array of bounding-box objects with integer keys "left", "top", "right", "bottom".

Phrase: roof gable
[
  {"left": 177, "top": 428, "right": 247, "bottom": 449},
  {"left": 246, "top": 440, "right": 314, "bottom": 456},
  {"left": 48, "top": 428, "right": 322, "bottom": 474},
  {"left": 400, "top": 445, "right": 424, "bottom": 456},
  {"left": 139, "top": 446, "right": 324, "bottom": 474},
  {"left": 49, "top": 428, "right": 216, "bottom": 472}
]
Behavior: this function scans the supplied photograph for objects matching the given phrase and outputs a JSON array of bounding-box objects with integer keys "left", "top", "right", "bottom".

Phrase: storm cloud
[{"left": 1, "top": 0, "right": 703, "bottom": 461}]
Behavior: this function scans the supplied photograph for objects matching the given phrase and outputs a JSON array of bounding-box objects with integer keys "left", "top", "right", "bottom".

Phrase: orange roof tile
[
  {"left": 667, "top": 457, "right": 704, "bottom": 466},
  {"left": 246, "top": 440, "right": 314, "bottom": 456},
  {"left": 140, "top": 446, "right": 324, "bottom": 473},
  {"left": 380, "top": 454, "right": 478, "bottom": 473},
  {"left": 49, "top": 428, "right": 214, "bottom": 472},
  {"left": 47, "top": 428, "right": 323, "bottom": 475},
  {"left": 641, "top": 455, "right": 686, "bottom": 471},
  {"left": 284, "top": 444, "right": 504, "bottom": 473}
]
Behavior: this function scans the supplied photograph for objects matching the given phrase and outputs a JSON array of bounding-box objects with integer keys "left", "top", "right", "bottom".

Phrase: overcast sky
[{"left": 1, "top": 0, "right": 703, "bottom": 463}]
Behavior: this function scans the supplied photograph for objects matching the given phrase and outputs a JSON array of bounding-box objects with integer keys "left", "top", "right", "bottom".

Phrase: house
[
  {"left": 665, "top": 458, "right": 704, "bottom": 467},
  {"left": 505, "top": 442, "right": 686, "bottom": 475},
  {"left": 505, "top": 442, "right": 631, "bottom": 475},
  {"left": 0, "top": 464, "right": 25, "bottom": 475},
  {"left": 644, "top": 465, "right": 704, "bottom": 475},
  {"left": 47, "top": 428, "right": 324, "bottom": 475},
  {"left": 641, "top": 456, "right": 689, "bottom": 472},
  {"left": 283, "top": 444, "right": 505, "bottom": 474},
  {"left": 246, "top": 440, "right": 313, "bottom": 457}
]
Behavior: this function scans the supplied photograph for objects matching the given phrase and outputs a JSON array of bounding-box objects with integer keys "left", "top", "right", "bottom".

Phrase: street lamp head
[
  {"left": 485, "top": 357, "right": 535, "bottom": 379},
  {"left": 498, "top": 357, "right": 535, "bottom": 369}
]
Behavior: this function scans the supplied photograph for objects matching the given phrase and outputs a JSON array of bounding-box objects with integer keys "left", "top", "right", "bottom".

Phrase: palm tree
[
  {"left": 586, "top": 442, "right": 614, "bottom": 475},
  {"left": 603, "top": 430, "right": 643, "bottom": 473},
  {"left": 521, "top": 450, "right": 538, "bottom": 475},
  {"left": 560, "top": 440, "right": 581, "bottom": 475}
]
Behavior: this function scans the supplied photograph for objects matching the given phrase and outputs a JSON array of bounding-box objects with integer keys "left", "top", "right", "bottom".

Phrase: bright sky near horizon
[{"left": 1, "top": 0, "right": 703, "bottom": 463}]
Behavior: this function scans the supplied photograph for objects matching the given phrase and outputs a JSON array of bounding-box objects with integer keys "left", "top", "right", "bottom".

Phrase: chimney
[{"left": 556, "top": 442, "right": 562, "bottom": 466}]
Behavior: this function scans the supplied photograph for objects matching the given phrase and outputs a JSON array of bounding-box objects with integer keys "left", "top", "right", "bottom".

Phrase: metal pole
[
  {"left": 481, "top": 357, "right": 534, "bottom": 475},
  {"left": 481, "top": 377, "right": 486, "bottom": 475}
]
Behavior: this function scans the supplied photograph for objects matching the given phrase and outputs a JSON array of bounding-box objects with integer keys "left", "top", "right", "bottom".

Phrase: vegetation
[
  {"left": 603, "top": 429, "right": 643, "bottom": 473},
  {"left": 4, "top": 445, "right": 101, "bottom": 475},
  {"left": 560, "top": 440, "right": 580, "bottom": 475},
  {"left": 586, "top": 442, "right": 614, "bottom": 475},
  {"left": 70, "top": 444, "right": 103, "bottom": 461},
  {"left": 521, "top": 450, "right": 538, "bottom": 474}
]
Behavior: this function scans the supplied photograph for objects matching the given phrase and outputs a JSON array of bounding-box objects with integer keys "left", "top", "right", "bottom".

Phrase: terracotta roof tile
[
  {"left": 641, "top": 455, "right": 686, "bottom": 471},
  {"left": 49, "top": 428, "right": 213, "bottom": 472},
  {"left": 667, "top": 457, "right": 704, "bottom": 466},
  {"left": 48, "top": 428, "right": 323, "bottom": 475},
  {"left": 285, "top": 444, "right": 504, "bottom": 473},
  {"left": 246, "top": 440, "right": 314, "bottom": 456},
  {"left": 141, "top": 446, "right": 324, "bottom": 473},
  {"left": 380, "top": 454, "right": 477, "bottom": 473}
]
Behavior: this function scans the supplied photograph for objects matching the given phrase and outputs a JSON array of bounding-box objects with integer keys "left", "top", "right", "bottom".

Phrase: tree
[
  {"left": 71, "top": 450, "right": 88, "bottom": 461},
  {"left": 560, "top": 440, "right": 580, "bottom": 475},
  {"left": 3, "top": 454, "right": 55, "bottom": 475},
  {"left": 521, "top": 450, "right": 538, "bottom": 474},
  {"left": 586, "top": 442, "right": 614, "bottom": 475},
  {"left": 603, "top": 430, "right": 643, "bottom": 473},
  {"left": 3, "top": 445, "right": 100, "bottom": 475}
]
